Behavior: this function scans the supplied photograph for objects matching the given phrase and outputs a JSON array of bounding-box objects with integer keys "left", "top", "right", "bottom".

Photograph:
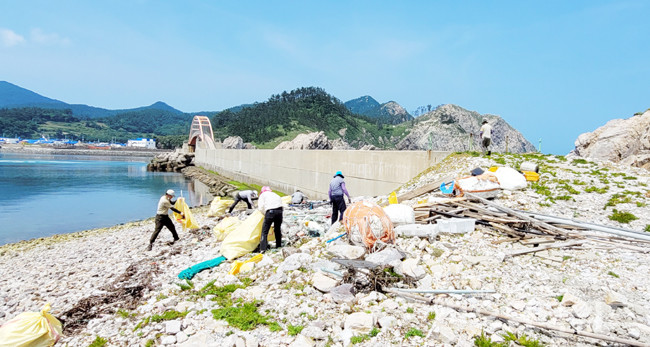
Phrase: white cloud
[
  {"left": 30, "top": 28, "right": 71, "bottom": 46},
  {"left": 0, "top": 28, "right": 25, "bottom": 47}
]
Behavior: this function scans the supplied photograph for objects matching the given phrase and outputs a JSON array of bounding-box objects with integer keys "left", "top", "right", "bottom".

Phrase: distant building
[
  {"left": 127, "top": 138, "right": 156, "bottom": 149},
  {"left": 0, "top": 137, "right": 20, "bottom": 144}
]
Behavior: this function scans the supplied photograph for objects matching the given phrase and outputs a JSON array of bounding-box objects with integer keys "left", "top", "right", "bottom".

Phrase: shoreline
[{"left": 0, "top": 143, "right": 171, "bottom": 157}]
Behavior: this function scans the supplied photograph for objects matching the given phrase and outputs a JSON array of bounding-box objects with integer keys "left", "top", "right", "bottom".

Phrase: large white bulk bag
[
  {"left": 494, "top": 167, "right": 527, "bottom": 190},
  {"left": 382, "top": 204, "right": 415, "bottom": 226}
]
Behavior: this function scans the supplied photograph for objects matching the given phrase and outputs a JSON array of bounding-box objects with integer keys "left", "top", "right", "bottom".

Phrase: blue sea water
[{"left": 0, "top": 152, "right": 213, "bottom": 245}]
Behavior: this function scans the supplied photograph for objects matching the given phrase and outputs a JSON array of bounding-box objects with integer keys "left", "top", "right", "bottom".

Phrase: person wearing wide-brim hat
[
  {"left": 328, "top": 171, "right": 351, "bottom": 225},
  {"left": 147, "top": 189, "right": 184, "bottom": 251}
]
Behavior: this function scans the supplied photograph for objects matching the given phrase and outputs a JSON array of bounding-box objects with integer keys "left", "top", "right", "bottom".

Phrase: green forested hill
[
  {"left": 0, "top": 107, "right": 188, "bottom": 148},
  {"left": 211, "top": 87, "right": 403, "bottom": 148}
]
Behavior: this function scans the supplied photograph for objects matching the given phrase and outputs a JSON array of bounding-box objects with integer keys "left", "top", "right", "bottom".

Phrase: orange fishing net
[{"left": 342, "top": 201, "right": 395, "bottom": 252}]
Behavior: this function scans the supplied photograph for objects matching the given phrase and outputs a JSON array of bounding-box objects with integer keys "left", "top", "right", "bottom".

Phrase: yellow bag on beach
[
  {"left": 207, "top": 197, "right": 232, "bottom": 217},
  {"left": 173, "top": 197, "right": 199, "bottom": 231},
  {"left": 221, "top": 210, "right": 271, "bottom": 260},
  {"left": 213, "top": 217, "right": 241, "bottom": 241},
  {"left": 229, "top": 253, "right": 264, "bottom": 275},
  {"left": 0, "top": 303, "right": 62, "bottom": 347}
]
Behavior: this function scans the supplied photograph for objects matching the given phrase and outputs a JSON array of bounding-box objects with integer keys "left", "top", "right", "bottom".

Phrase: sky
[{"left": 1, "top": 1, "right": 649, "bottom": 154}]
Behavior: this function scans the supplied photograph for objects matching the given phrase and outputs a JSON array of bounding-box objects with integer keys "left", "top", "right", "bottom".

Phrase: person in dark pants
[
  {"left": 258, "top": 186, "right": 283, "bottom": 253},
  {"left": 329, "top": 171, "right": 351, "bottom": 224},
  {"left": 147, "top": 189, "right": 184, "bottom": 251},
  {"left": 228, "top": 190, "right": 258, "bottom": 213}
]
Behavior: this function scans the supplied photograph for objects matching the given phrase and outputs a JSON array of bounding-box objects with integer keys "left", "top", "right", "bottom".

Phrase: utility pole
[
  {"left": 505, "top": 136, "right": 509, "bottom": 154},
  {"left": 538, "top": 138, "right": 542, "bottom": 153}
]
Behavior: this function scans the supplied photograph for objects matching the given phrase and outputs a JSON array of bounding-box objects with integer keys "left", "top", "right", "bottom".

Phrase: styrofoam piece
[
  {"left": 435, "top": 218, "right": 476, "bottom": 234},
  {"left": 394, "top": 224, "right": 439, "bottom": 238}
]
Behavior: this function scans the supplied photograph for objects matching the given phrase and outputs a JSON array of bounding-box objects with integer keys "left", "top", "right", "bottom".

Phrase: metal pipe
[
  {"left": 391, "top": 288, "right": 495, "bottom": 295},
  {"left": 320, "top": 268, "right": 343, "bottom": 277},
  {"left": 514, "top": 209, "right": 650, "bottom": 242}
]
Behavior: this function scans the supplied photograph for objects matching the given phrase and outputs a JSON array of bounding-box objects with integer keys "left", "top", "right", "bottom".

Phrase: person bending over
[
  {"left": 228, "top": 189, "right": 258, "bottom": 213},
  {"left": 258, "top": 186, "right": 283, "bottom": 253}
]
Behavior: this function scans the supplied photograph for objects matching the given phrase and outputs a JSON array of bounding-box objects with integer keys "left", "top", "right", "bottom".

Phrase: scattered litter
[
  {"left": 178, "top": 255, "right": 227, "bottom": 280},
  {"left": 343, "top": 200, "right": 395, "bottom": 252}
]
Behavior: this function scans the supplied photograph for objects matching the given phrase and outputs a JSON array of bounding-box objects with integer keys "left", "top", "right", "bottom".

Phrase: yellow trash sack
[
  {"left": 229, "top": 253, "right": 264, "bottom": 275},
  {"left": 388, "top": 191, "right": 398, "bottom": 204},
  {"left": 213, "top": 217, "right": 241, "bottom": 241},
  {"left": 220, "top": 210, "right": 274, "bottom": 260},
  {"left": 0, "top": 303, "right": 62, "bottom": 347},
  {"left": 173, "top": 197, "right": 199, "bottom": 231},
  {"left": 207, "top": 197, "right": 232, "bottom": 217},
  {"left": 281, "top": 195, "right": 292, "bottom": 206}
]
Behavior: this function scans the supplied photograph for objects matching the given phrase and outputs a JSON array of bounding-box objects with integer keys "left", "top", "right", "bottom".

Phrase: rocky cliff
[
  {"left": 275, "top": 131, "right": 333, "bottom": 150},
  {"left": 396, "top": 104, "right": 536, "bottom": 153},
  {"left": 571, "top": 109, "right": 650, "bottom": 169}
]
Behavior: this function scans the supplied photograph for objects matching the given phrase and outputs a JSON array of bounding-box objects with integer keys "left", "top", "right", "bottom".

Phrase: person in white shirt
[
  {"left": 147, "top": 189, "right": 184, "bottom": 251},
  {"left": 258, "top": 186, "right": 283, "bottom": 252},
  {"left": 479, "top": 119, "right": 493, "bottom": 156}
]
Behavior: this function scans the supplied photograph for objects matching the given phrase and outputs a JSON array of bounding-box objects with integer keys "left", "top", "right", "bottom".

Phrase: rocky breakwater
[
  {"left": 147, "top": 150, "right": 195, "bottom": 172},
  {"left": 148, "top": 150, "right": 237, "bottom": 197}
]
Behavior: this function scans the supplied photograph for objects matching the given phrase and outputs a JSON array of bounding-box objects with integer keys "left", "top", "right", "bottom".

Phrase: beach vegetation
[{"left": 88, "top": 336, "right": 108, "bottom": 347}]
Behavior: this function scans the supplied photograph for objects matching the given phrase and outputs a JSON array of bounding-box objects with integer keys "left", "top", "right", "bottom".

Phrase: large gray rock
[
  {"left": 396, "top": 104, "right": 536, "bottom": 153},
  {"left": 223, "top": 136, "right": 245, "bottom": 149},
  {"left": 365, "top": 248, "right": 403, "bottom": 265},
  {"left": 571, "top": 110, "right": 650, "bottom": 169},
  {"left": 312, "top": 272, "right": 339, "bottom": 293},
  {"left": 275, "top": 131, "right": 333, "bottom": 150},
  {"left": 344, "top": 312, "right": 376, "bottom": 334},
  {"left": 330, "top": 284, "right": 356, "bottom": 305}
]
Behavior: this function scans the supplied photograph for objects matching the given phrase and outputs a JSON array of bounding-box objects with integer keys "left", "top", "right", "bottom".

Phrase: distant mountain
[
  {"left": 396, "top": 104, "right": 536, "bottom": 153},
  {"left": 344, "top": 95, "right": 413, "bottom": 125},
  {"left": 0, "top": 81, "right": 67, "bottom": 108},
  {"left": 0, "top": 81, "right": 183, "bottom": 118},
  {"left": 345, "top": 96, "right": 380, "bottom": 114},
  {"left": 412, "top": 104, "right": 443, "bottom": 117}
]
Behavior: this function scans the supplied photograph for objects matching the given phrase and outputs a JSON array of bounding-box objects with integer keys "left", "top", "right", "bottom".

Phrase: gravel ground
[{"left": 1, "top": 152, "right": 649, "bottom": 346}]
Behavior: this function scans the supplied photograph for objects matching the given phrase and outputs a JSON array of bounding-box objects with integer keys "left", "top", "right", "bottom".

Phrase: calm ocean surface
[{"left": 0, "top": 152, "right": 213, "bottom": 245}]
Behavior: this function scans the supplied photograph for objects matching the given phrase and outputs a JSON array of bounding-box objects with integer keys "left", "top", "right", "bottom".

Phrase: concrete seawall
[{"left": 194, "top": 149, "right": 450, "bottom": 199}]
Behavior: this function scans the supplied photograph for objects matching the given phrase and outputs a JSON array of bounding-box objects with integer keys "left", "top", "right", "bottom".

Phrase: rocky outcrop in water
[
  {"left": 147, "top": 150, "right": 194, "bottom": 172},
  {"left": 275, "top": 131, "right": 333, "bottom": 150},
  {"left": 396, "top": 104, "right": 536, "bottom": 153},
  {"left": 570, "top": 109, "right": 650, "bottom": 169}
]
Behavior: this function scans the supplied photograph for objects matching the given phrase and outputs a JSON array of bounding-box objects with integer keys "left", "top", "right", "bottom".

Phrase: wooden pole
[{"left": 464, "top": 193, "right": 571, "bottom": 237}]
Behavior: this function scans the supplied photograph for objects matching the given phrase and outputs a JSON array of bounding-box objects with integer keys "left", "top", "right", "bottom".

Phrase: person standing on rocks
[
  {"left": 258, "top": 186, "right": 283, "bottom": 253},
  {"left": 329, "top": 170, "right": 351, "bottom": 224},
  {"left": 480, "top": 119, "right": 493, "bottom": 156},
  {"left": 147, "top": 189, "right": 184, "bottom": 251},
  {"left": 228, "top": 189, "right": 258, "bottom": 214}
]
